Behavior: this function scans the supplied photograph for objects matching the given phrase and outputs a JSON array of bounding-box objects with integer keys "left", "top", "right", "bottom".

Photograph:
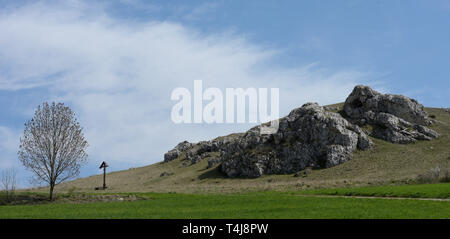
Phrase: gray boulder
[
  {"left": 163, "top": 141, "right": 193, "bottom": 162},
  {"left": 344, "top": 85, "right": 439, "bottom": 143},
  {"left": 344, "top": 85, "right": 432, "bottom": 125}
]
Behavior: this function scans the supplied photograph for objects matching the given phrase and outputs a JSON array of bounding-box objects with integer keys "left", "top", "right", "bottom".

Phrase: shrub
[
  {"left": 67, "top": 186, "right": 78, "bottom": 197},
  {"left": 1, "top": 169, "right": 17, "bottom": 203},
  {"left": 440, "top": 169, "right": 450, "bottom": 183},
  {"left": 416, "top": 166, "right": 440, "bottom": 184},
  {"left": 416, "top": 166, "right": 450, "bottom": 184}
]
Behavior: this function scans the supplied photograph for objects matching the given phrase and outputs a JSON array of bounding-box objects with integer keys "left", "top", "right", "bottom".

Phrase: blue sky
[{"left": 0, "top": 0, "right": 449, "bottom": 187}]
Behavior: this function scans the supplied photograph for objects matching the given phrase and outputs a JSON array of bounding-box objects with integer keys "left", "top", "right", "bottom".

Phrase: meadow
[
  {"left": 1, "top": 183, "right": 449, "bottom": 219},
  {"left": 296, "top": 183, "right": 450, "bottom": 198}
]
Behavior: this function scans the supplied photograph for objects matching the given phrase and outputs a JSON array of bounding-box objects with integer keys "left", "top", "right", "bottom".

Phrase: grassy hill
[{"left": 48, "top": 105, "right": 450, "bottom": 194}]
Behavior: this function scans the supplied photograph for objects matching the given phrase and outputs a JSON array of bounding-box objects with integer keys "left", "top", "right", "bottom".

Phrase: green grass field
[
  {"left": 296, "top": 183, "right": 450, "bottom": 199},
  {"left": 1, "top": 184, "right": 450, "bottom": 219}
]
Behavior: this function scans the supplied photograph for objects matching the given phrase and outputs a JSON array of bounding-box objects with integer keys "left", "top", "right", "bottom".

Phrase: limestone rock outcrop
[
  {"left": 163, "top": 141, "right": 193, "bottom": 162},
  {"left": 163, "top": 85, "right": 439, "bottom": 178},
  {"left": 343, "top": 85, "right": 439, "bottom": 143},
  {"left": 165, "top": 102, "right": 371, "bottom": 178},
  {"left": 220, "top": 102, "right": 372, "bottom": 177}
]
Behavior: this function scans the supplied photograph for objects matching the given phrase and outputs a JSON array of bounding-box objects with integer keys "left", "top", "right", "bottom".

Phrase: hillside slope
[{"left": 53, "top": 105, "right": 450, "bottom": 194}]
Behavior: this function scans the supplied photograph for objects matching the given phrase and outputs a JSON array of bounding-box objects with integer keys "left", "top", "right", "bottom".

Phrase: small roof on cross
[{"left": 99, "top": 161, "right": 109, "bottom": 169}]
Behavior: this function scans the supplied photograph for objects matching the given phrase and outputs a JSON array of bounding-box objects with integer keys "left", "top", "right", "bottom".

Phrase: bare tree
[
  {"left": 18, "top": 102, "right": 88, "bottom": 200},
  {"left": 1, "top": 168, "right": 17, "bottom": 202}
]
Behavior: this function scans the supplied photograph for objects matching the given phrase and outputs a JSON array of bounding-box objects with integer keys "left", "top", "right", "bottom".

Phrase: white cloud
[{"left": 0, "top": 1, "right": 369, "bottom": 169}]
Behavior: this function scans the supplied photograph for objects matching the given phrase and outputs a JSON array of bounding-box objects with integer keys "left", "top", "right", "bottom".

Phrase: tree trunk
[{"left": 49, "top": 183, "right": 55, "bottom": 201}]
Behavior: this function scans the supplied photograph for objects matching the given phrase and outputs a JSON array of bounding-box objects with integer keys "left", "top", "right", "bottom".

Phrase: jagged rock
[
  {"left": 207, "top": 157, "right": 221, "bottom": 169},
  {"left": 164, "top": 141, "right": 193, "bottom": 162},
  {"left": 414, "top": 125, "right": 440, "bottom": 138},
  {"left": 344, "top": 85, "right": 439, "bottom": 143},
  {"left": 294, "top": 168, "right": 312, "bottom": 177},
  {"left": 160, "top": 171, "right": 173, "bottom": 177},
  {"left": 344, "top": 85, "right": 432, "bottom": 125}
]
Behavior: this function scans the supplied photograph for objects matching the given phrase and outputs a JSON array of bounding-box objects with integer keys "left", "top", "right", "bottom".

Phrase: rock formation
[
  {"left": 164, "top": 85, "right": 439, "bottom": 178},
  {"left": 164, "top": 141, "right": 193, "bottom": 162},
  {"left": 165, "top": 102, "right": 372, "bottom": 178},
  {"left": 220, "top": 102, "right": 372, "bottom": 177},
  {"left": 343, "top": 85, "right": 439, "bottom": 143}
]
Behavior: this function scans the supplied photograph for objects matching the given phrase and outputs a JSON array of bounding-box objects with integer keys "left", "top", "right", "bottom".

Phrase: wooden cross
[{"left": 99, "top": 161, "right": 109, "bottom": 189}]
